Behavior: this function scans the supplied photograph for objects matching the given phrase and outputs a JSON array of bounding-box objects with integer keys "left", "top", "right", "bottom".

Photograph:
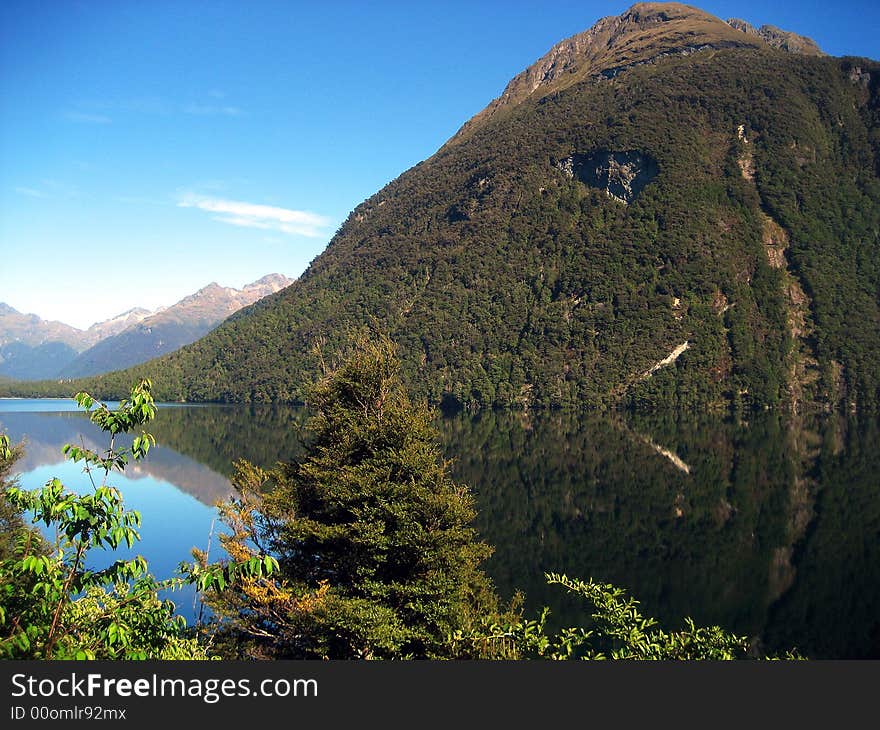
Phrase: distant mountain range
[{"left": 0, "top": 274, "right": 292, "bottom": 380}]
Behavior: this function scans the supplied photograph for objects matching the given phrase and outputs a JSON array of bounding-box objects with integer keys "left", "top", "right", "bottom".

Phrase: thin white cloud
[
  {"left": 67, "top": 97, "right": 244, "bottom": 119},
  {"left": 183, "top": 103, "right": 243, "bottom": 117},
  {"left": 41, "top": 179, "right": 79, "bottom": 198},
  {"left": 64, "top": 111, "right": 112, "bottom": 124},
  {"left": 177, "top": 194, "right": 331, "bottom": 238},
  {"left": 14, "top": 186, "right": 46, "bottom": 198},
  {"left": 14, "top": 180, "right": 79, "bottom": 199},
  {"left": 127, "top": 97, "right": 173, "bottom": 115}
]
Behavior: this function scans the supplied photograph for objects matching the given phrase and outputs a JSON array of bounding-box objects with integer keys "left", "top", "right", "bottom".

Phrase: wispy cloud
[
  {"left": 14, "top": 186, "right": 47, "bottom": 198},
  {"left": 14, "top": 180, "right": 79, "bottom": 199},
  {"left": 113, "top": 195, "right": 169, "bottom": 207},
  {"left": 64, "top": 111, "right": 112, "bottom": 124},
  {"left": 66, "top": 95, "right": 244, "bottom": 120},
  {"left": 41, "top": 179, "right": 80, "bottom": 198},
  {"left": 182, "top": 103, "right": 243, "bottom": 117},
  {"left": 177, "top": 194, "right": 331, "bottom": 238}
]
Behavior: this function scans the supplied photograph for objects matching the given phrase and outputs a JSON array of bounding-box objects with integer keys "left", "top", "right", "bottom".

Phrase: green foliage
[
  {"left": 0, "top": 380, "right": 209, "bottom": 659},
  {"left": 452, "top": 572, "right": 801, "bottom": 660},
  {"left": 185, "top": 553, "right": 278, "bottom": 594},
  {"left": 98, "top": 400, "right": 844, "bottom": 655},
  {"left": 450, "top": 600, "right": 592, "bottom": 660},
  {"left": 545, "top": 573, "right": 751, "bottom": 659},
  {"left": 195, "top": 336, "right": 798, "bottom": 660},
  {"left": 0, "top": 433, "right": 50, "bottom": 631},
  {"left": 2, "top": 353, "right": 808, "bottom": 661},
  {"left": 197, "top": 336, "right": 499, "bottom": 659}
]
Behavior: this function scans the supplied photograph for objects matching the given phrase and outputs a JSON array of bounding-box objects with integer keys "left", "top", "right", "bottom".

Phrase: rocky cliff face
[
  {"left": 83, "top": 308, "right": 154, "bottom": 346},
  {"left": 0, "top": 304, "right": 89, "bottom": 379},
  {"left": 0, "top": 303, "right": 154, "bottom": 351},
  {"left": 143, "top": 274, "right": 292, "bottom": 327},
  {"left": 726, "top": 18, "right": 824, "bottom": 56},
  {"left": 0, "top": 303, "right": 85, "bottom": 349},
  {"left": 556, "top": 150, "right": 659, "bottom": 204}
]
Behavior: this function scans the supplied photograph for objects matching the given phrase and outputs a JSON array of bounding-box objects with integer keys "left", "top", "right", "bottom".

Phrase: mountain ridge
[
  {"left": 0, "top": 304, "right": 156, "bottom": 350},
  {"left": 0, "top": 274, "right": 293, "bottom": 380},
  {"left": 59, "top": 274, "right": 294, "bottom": 378},
  {"left": 726, "top": 18, "right": 824, "bottom": 56},
  {"left": 445, "top": 2, "right": 823, "bottom": 149}
]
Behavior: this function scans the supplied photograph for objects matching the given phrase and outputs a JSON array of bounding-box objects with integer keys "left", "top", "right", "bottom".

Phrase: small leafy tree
[
  {"left": 196, "top": 335, "right": 500, "bottom": 659},
  {"left": 0, "top": 381, "right": 208, "bottom": 659}
]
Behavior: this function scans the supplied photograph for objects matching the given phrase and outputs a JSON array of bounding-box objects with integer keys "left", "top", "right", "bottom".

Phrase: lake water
[{"left": 1, "top": 399, "right": 878, "bottom": 659}]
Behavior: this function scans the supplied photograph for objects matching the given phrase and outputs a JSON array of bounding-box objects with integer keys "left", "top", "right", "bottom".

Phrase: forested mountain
[
  {"left": 60, "top": 274, "right": 293, "bottom": 377},
  {"left": 12, "top": 2, "right": 880, "bottom": 411}
]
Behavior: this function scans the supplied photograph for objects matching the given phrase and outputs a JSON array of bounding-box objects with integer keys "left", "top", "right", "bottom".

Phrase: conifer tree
[
  {"left": 200, "top": 335, "right": 499, "bottom": 659},
  {"left": 0, "top": 434, "right": 28, "bottom": 562}
]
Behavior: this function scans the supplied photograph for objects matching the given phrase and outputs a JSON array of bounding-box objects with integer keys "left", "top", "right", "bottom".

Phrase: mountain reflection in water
[{"left": 1, "top": 401, "right": 877, "bottom": 659}]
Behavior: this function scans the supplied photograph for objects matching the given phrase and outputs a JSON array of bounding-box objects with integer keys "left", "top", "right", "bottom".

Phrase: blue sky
[{"left": 1, "top": 1, "right": 877, "bottom": 329}]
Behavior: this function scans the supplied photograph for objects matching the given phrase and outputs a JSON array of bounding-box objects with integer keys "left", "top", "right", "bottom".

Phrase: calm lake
[{"left": 1, "top": 399, "right": 878, "bottom": 659}]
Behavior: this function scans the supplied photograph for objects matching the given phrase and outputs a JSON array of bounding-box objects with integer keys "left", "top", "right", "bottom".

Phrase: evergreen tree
[
  {"left": 200, "top": 335, "right": 500, "bottom": 658},
  {"left": 0, "top": 434, "right": 30, "bottom": 562}
]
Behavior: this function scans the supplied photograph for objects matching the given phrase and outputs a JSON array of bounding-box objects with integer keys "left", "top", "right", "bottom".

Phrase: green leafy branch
[
  {"left": 0, "top": 379, "right": 207, "bottom": 659},
  {"left": 451, "top": 572, "right": 803, "bottom": 660}
]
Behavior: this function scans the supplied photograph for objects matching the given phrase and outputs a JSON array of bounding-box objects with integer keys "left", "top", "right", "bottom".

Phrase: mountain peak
[
  {"left": 84, "top": 307, "right": 155, "bottom": 345},
  {"left": 726, "top": 17, "right": 823, "bottom": 56},
  {"left": 0, "top": 302, "right": 85, "bottom": 352},
  {"left": 245, "top": 273, "right": 294, "bottom": 291},
  {"left": 88, "top": 306, "right": 153, "bottom": 327},
  {"left": 143, "top": 274, "right": 294, "bottom": 328},
  {"left": 21, "top": 4, "right": 878, "bottom": 412},
  {"left": 447, "top": 2, "right": 822, "bottom": 147}
]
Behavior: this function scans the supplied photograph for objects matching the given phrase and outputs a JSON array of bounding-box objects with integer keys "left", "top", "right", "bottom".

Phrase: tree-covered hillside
[{"left": 8, "top": 8, "right": 879, "bottom": 411}]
